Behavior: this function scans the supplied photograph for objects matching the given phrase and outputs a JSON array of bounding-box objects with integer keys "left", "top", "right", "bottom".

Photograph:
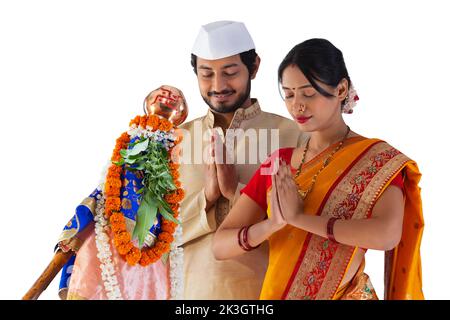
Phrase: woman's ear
[
  {"left": 250, "top": 55, "right": 261, "bottom": 79},
  {"left": 337, "top": 78, "right": 349, "bottom": 104}
]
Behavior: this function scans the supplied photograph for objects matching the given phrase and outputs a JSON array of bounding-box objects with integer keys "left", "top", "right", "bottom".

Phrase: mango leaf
[
  {"left": 133, "top": 163, "right": 146, "bottom": 171},
  {"left": 159, "top": 204, "right": 180, "bottom": 224},
  {"left": 126, "top": 153, "right": 147, "bottom": 160},
  {"left": 120, "top": 149, "right": 129, "bottom": 158},
  {"left": 157, "top": 180, "right": 166, "bottom": 189},
  {"left": 132, "top": 194, "right": 158, "bottom": 248},
  {"left": 124, "top": 157, "right": 138, "bottom": 164},
  {"left": 161, "top": 199, "right": 175, "bottom": 214},
  {"left": 113, "top": 159, "right": 124, "bottom": 166},
  {"left": 128, "top": 138, "right": 149, "bottom": 156},
  {"left": 166, "top": 180, "right": 176, "bottom": 190}
]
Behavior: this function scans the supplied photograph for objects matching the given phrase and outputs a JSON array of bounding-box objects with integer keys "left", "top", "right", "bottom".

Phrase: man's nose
[{"left": 212, "top": 75, "right": 227, "bottom": 93}]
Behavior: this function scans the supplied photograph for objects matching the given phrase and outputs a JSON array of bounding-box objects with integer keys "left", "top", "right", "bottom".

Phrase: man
[{"left": 178, "top": 20, "right": 303, "bottom": 299}]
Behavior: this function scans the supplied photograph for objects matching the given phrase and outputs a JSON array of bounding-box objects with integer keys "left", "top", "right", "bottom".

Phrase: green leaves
[
  {"left": 132, "top": 192, "right": 158, "bottom": 248},
  {"left": 159, "top": 203, "right": 180, "bottom": 225},
  {"left": 128, "top": 138, "right": 149, "bottom": 156},
  {"left": 119, "top": 136, "right": 180, "bottom": 248}
]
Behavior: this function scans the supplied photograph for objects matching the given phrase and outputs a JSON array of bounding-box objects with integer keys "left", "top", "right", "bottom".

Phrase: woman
[{"left": 213, "top": 39, "right": 424, "bottom": 300}]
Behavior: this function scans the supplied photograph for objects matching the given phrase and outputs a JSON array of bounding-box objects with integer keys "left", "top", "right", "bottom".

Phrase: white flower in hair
[{"left": 342, "top": 84, "right": 359, "bottom": 114}]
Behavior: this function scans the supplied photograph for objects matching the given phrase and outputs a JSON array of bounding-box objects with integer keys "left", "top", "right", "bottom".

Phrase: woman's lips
[{"left": 296, "top": 116, "right": 312, "bottom": 124}]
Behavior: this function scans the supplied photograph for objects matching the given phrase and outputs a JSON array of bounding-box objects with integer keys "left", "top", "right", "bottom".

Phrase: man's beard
[{"left": 202, "top": 79, "right": 251, "bottom": 114}]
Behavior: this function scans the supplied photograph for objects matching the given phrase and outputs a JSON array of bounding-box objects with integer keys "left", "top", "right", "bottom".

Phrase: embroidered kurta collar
[{"left": 206, "top": 99, "right": 261, "bottom": 129}]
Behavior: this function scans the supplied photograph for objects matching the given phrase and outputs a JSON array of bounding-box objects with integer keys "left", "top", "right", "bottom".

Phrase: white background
[{"left": 0, "top": 0, "right": 448, "bottom": 300}]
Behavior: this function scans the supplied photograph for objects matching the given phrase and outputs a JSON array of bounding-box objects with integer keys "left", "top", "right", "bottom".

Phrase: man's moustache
[{"left": 207, "top": 90, "right": 235, "bottom": 97}]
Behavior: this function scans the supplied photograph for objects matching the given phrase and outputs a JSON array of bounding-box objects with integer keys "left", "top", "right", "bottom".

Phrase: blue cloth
[{"left": 56, "top": 148, "right": 164, "bottom": 296}]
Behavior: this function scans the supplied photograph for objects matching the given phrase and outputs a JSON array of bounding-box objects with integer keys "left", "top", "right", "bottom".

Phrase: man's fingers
[
  {"left": 213, "top": 129, "right": 225, "bottom": 165},
  {"left": 206, "top": 162, "right": 217, "bottom": 178}
]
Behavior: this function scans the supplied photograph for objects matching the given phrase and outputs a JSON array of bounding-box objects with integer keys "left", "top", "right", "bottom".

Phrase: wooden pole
[{"left": 22, "top": 250, "right": 74, "bottom": 300}]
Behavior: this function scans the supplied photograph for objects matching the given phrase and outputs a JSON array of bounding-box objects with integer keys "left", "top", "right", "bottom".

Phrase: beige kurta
[{"left": 179, "top": 99, "right": 303, "bottom": 299}]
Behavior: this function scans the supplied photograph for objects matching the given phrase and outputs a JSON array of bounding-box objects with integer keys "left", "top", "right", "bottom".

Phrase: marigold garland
[{"left": 104, "top": 114, "right": 184, "bottom": 267}]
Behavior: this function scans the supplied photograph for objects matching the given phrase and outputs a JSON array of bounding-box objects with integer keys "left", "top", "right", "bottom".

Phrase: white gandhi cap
[{"left": 191, "top": 20, "right": 255, "bottom": 60}]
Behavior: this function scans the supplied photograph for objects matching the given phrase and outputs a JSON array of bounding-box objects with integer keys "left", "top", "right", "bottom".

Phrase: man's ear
[{"left": 250, "top": 55, "right": 261, "bottom": 80}]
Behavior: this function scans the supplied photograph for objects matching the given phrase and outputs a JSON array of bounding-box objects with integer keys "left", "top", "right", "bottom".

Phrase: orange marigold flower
[
  {"left": 155, "top": 241, "right": 170, "bottom": 253},
  {"left": 170, "top": 170, "right": 180, "bottom": 180},
  {"left": 106, "top": 178, "right": 122, "bottom": 189},
  {"left": 116, "top": 136, "right": 130, "bottom": 148},
  {"left": 147, "top": 115, "right": 160, "bottom": 130},
  {"left": 104, "top": 179, "right": 121, "bottom": 195},
  {"left": 113, "top": 145, "right": 124, "bottom": 154},
  {"left": 120, "top": 132, "right": 130, "bottom": 140},
  {"left": 107, "top": 171, "right": 121, "bottom": 180},
  {"left": 165, "top": 188, "right": 185, "bottom": 203},
  {"left": 164, "top": 193, "right": 177, "bottom": 204},
  {"left": 169, "top": 203, "right": 179, "bottom": 213},
  {"left": 104, "top": 185, "right": 121, "bottom": 198},
  {"left": 105, "top": 207, "right": 120, "bottom": 218},
  {"left": 158, "top": 118, "right": 173, "bottom": 131},
  {"left": 146, "top": 249, "right": 158, "bottom": 261},
  {"left": 106, "top": 197, "right": 121, "bottom": 211},
  {"left": 152, "top": 247, "right": 162, "bottom": 257},
  {"left": 113, "top": 236, "right": 126, "bottom": 248},
  {"left": 117, "top": 242, "right": 134, "bottom": 255},
  {"left": 139, "top": 252, "right": 151, "bottom": 266},
  {"left": 169, "top": 162, "right": 180, "bottom": 170},
  {"left": 162, "top": 220, "right": 176, "bottom": 228},
  {"left": 110, "top": 212, "right": 126, "bottom": 224},
  {"left": 126, "top": 247, "right": 142, "bottom": 265},
  {"left": 160, "top": 221, "right": 175, "bottom": 232},
  {"left": 106, "top": 174, "right": 121, "bottom": 184},
  {"left": 129, "top": 115, "right": 141, "bottom": 127},
  {"left": 176, "top": 188, "right": 185, "bottom": 200},
  {"left": 139, "top": 116, "right": 147, "bottom": 128},
  {"left": 110, "top": 220, "right": 127, "bottom": 233},
  {"left": 158, "top": 232, "right": 174, "bottom": 243},
  {"left": 115, "top": 231, "right": 131, "bottom": 243},
  {"left": 109, "top": 165, "right": 122, "bottom": 176},
  {"left": 161, "top": 224, "right": 175, "bottom": 233}
]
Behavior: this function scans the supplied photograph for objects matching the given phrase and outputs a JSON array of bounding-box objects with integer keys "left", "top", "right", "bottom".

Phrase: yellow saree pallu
[{"left": 260, "top": 137, "right": 424, "bottom": 300}]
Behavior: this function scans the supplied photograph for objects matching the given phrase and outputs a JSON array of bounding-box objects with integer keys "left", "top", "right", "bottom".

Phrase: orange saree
[{"left": 242, "top": 137, "right": 424, "bottom": 300}]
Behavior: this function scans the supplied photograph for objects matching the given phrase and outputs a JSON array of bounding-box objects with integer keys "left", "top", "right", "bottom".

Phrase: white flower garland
[
  {"left": 127, "top": 124, "right": 176, "bottom": 150},
  {"left": 169, "top": 216, "right": 184, "bottom": 300},
  {"left": 93, "top": 189, "right": 124, "bottom": 300},
  {"left": 94, "top": 121, "right": 185, "bottom": 300}
]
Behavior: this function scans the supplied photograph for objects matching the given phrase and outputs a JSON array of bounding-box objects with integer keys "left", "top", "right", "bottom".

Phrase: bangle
[
  {"left": 327, "top": 217, "right": 339, "bottom": 243},
  {"left": 242, "top": 224, "right": 261, "bottom": 250},
  {"left": 238, "top": 227, "right": 251, "bottom": 251}
]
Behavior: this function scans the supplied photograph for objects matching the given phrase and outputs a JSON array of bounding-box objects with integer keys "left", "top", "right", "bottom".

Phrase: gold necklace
[{"left": 295, "top": 126, "right": 351, "bottom": 199}]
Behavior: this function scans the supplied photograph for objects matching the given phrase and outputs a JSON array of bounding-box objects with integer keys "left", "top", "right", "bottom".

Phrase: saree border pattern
[{"left": 283, "top": 141, "right": 410, "bottom": 300}]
